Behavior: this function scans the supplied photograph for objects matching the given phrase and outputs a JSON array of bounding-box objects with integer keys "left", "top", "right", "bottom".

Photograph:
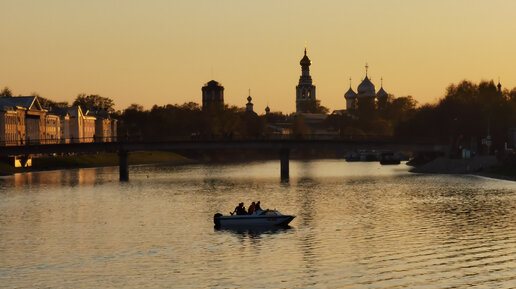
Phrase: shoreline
[
  {"left": 2, "top": 153, "right": 514, "bottom": 183},
  {"left": 408, "top": 156, "right": 515, "bottom": 182},
  {"left": 0, "top": 151, "right": 195, "bottom": 176}
]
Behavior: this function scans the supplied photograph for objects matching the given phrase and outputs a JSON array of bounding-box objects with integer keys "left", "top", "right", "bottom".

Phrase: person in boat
[
  {"left": 248, "top": 202, "right": 256, "bottom": 215},
  {"left": 232, "top": 202, "right": 247, "bottom": 215},
  {"left": 255, "top": 201, "right": 262, "bottom": 211}
]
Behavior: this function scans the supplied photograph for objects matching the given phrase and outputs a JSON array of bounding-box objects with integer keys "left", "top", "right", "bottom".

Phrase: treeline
[
  {"left": 1, "top": 87, "right": 116, "bottom": 113},
  {"left": 114, "top": 79, "right": 516, "bottom": 153},
  {"left": 327, "top": 95, "right": 418, "bottom": 137},
  {"left": 4, "top": 80, "right": 516, "bottom": 154},
  {"left": 397, "top": 80, "right": 516, "bottom": 154},
  {"left": 327, "top": 80, "right": 516, "bottom": 154},
  {"left": 119, "top": 103, "right": 270, "bottom": 140}
]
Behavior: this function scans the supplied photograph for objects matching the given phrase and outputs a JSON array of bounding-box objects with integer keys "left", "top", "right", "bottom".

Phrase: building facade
[
  {"left": 1, "top": 96, "right": 117, "bottom": 149},
  {"left": 91, "top": 110, "right": 117, "bottom": 142},
  {"left": 0, "top": 107, "right": 25, "bottom": 146},
  {"left": 67, "top": 106, "right": 96, "bottom": 143},
  {"left": 43, "top": 114, "right": 61, "bottom": 144},
  {"left": 0, "top": 96, "right": 46, "bottom": 144}
]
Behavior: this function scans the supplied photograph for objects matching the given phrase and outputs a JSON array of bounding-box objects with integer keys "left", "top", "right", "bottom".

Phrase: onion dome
[
  {"left": 357, "top": 76, "right": 376, "bottom": 98},
  {"left": 376, "top": 87, "right": 388, "bottom": 98},
  {"left": 247, "top": 95, "right": 252, "bottom": 103},
  {"left": 265, "top": 105, "right": 270, "bottom": 114},
  {"left": 300, "top": 48, "right": 311, "bottom": 67},
  {"left": 344, "top": 87, "right": 357, "bottom": 99}
]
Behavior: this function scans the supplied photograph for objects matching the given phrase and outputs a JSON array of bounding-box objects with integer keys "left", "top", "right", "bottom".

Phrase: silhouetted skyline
[{"left": 1, "top": 0, "right": 515, "bottom": 113}]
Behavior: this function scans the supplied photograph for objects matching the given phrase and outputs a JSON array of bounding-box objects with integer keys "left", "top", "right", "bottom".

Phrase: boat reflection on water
[{"left": 214, "top": 224, "right": 293, "bottom": 237}]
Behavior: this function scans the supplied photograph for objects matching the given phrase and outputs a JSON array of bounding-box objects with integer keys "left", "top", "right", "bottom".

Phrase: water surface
[{"left": 1, "top": 161, "right": 516, "bottom": 288}]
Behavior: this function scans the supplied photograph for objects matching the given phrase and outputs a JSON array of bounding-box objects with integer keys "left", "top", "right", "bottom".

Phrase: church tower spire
[
  {"left": 246, "top": 89, "right": 254, "bottom": 113},
  {"left": 296, "top": 47, "right": 316, "bottom": 114}
]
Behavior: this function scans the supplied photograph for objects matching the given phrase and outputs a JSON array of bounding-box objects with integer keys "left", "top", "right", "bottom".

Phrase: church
[
  {"left": 294, "top": 49, "right": 388, "bottom": 115},
  {"left": 344, "top": 64, "right": 388, "bottom": 111}
]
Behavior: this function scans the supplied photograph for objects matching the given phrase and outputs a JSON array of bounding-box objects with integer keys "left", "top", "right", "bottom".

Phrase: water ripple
[{"left": 1, "top": 161, "right": 515, "bottom": 288}]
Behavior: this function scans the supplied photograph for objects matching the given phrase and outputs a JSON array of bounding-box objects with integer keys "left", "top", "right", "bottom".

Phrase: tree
[
  {"left": 384, "top": 95, "right": 418, "bottom": 125},
  {"left": 395, "top": 80, "right": 516, "bottom": 153},
  {"left": 36, "top": 94, "right": 69, "bottom": 110},
  {"left": 0, "top": 87, "right": 13, "bottom": 97},
  {"left": 73, "top": 94, "right": 115, "bottom": 113},
  {"left": 297, "top": 100, "right": 329, "bottom": 114}
]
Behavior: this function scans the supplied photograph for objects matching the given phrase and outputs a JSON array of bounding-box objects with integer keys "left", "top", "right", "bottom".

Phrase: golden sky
[{"left": 1, "top": 0, "right": 515, "bottom": 113}]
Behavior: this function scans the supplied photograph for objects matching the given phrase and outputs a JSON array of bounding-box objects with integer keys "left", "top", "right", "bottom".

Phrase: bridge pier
[
  {"left": 280, "top": 148, "right": 290, "bottom": 181},
  {"left": 119, "top": 150, "right": 129, "bottom": 181}
]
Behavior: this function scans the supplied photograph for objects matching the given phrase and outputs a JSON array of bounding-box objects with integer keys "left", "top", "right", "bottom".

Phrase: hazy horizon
[{"left": 2, "top": 0, "right": 515, "bottom": 113}]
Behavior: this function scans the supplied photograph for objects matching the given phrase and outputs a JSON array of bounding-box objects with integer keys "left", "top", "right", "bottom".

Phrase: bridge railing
[
  {"left": 0, "top": 134, "right": 442, "bottom": 147},
  {"left": 113, "top": 133, "right": 439, "bottom": 145}
]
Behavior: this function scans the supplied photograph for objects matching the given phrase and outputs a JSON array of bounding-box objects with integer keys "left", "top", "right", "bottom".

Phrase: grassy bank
[{"left": 0, "top": 151, "right": 193, "bottom": 176}]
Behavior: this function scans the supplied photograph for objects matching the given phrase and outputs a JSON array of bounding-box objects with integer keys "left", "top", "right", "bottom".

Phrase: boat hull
[{"left": 214, "top": 215, "right": 295, "bottom": 227}]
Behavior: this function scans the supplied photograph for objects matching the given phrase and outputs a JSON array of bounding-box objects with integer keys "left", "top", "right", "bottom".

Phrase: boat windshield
[{"left": 259, "top": 210, "right": 279, "bottom": 216}]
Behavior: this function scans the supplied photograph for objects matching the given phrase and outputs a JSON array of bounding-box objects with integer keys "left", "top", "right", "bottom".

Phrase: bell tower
[
  {"left": 202, "top": 80, "right": 224, "bottom": 112},
  {"left": 296, "top": 48, "right": 316, "bottom": 114}
]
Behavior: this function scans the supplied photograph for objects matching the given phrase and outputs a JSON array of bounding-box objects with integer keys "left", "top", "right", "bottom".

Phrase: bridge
[{"left": 0, "top": 138, "right": 445, "bottom": 181}]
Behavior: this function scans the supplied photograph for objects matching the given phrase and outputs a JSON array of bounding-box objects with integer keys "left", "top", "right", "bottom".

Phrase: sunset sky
[{"left": 1, "top": 0, "right": 515, "bottom": 113}]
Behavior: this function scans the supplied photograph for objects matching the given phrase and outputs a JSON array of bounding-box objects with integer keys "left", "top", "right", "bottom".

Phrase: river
[{"left": 1, "top": 160, "right": 516, "bottom": 288}]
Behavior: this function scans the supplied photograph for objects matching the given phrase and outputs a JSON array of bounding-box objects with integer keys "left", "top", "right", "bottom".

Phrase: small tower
[
  {"left": 296, "top": 48, "right": 317, "bottom": 114},
  {"left": 265, "top": 105, "right": 270, "bottom": 115},
  {"left": 246, "top": 89, "right": 254, "bottom": 113},
  {"left": 356, "top": 63, "right": 376, "bottom": 113},
  {"left": 344, "top": 77, "right": 358, "bottom": 110},
  {"left": 376, "top": 77, "right": 388, "bottom": 110},
  {"left": 202, "top": 80, "right": 224, "bottom": 112},
  {"left": 497, "top": 79, "right": 502, "bottom": 96},
  {"left": 357, "top": 63, "right": 376, "bottom": 98}
]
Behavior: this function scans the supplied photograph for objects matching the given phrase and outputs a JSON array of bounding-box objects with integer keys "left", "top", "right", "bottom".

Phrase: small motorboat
[{"left": 213, "top": 209, "right": 295, "bottom": 228}]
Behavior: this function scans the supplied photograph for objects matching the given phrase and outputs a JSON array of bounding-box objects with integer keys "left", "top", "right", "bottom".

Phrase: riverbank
[
  {"left": 409, "top": 156, "right": 499, "bottom": 174},
  {"left": 409, "top": 155, "right": 515, "bottom": 182},
  {"left": 475, "top": 164, "right": 516, "bottom": 181},
  {"left": 0, "top": 151, "right": 193, "bottom": 176}
]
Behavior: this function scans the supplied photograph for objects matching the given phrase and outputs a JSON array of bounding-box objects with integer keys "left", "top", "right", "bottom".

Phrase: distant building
[
  {"left": 1, "top": 96, "right": 117, "bottom": 149},
  {"left": 88, "top": 109, "right": 117, "bottom": 142},
  {"left": 344, "top": 79, "right": 358, "bottom": 110},
  {"left": 0, "top": 96, "right": 46, "bottom": 144},
  {"left": 245, "top": 91, "right": 254, "bottom": 113},
  {"left": 0, "top": 106, "right": 25, "bottom": 146},
  {"left": 296, "top": 48, "right": 317, "bottom": 114},
  {"left": 202, "top": 80, "right": 224, "bottom": 112},
  {"left": 43, "top": 114, "right": 61, "bottom": 144},
  {"left": 50, "top": 107, "right": 72, "bottom": 143},
  {"left": 65, "top": 106, "right": 96, "bottom": 143},
  {"left": 344, "top": 64, "right": 388, "bottom": 110},
  {"left": 52, "top": 106, "right": 117, "bottom": 143},
  {"left": 297, "top": 113, "right": 338, "bottom": 137}
]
